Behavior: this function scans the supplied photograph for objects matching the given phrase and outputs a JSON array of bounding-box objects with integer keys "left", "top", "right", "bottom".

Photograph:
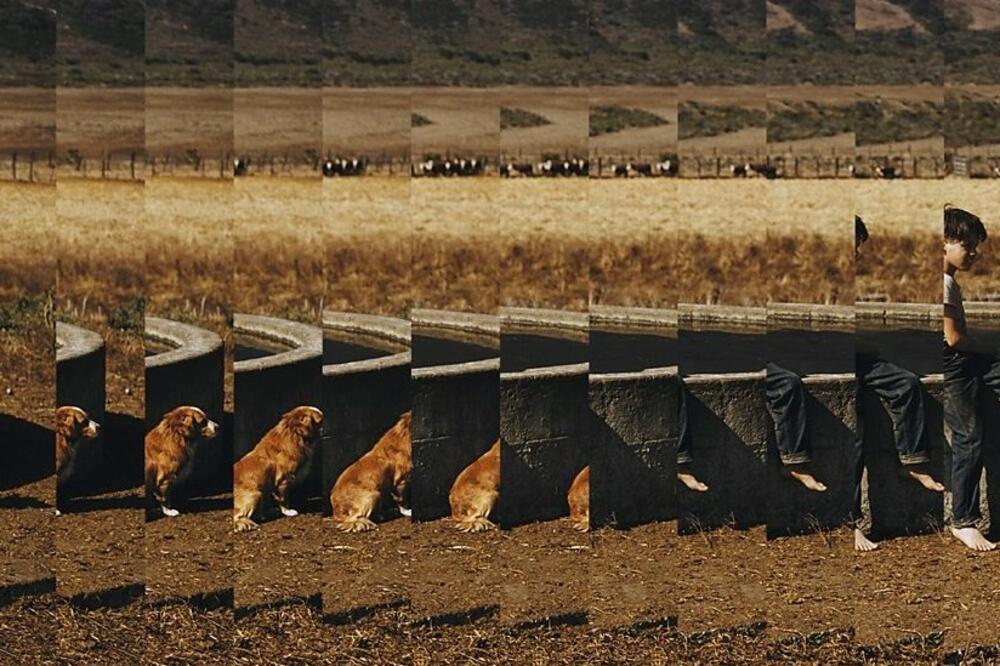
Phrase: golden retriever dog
[
  {"left": 56, "top": 405, "right": 100, "bottom": 482},
  {"left": 449, "top": 439, "right": 500, "bottom": 532},
  {"left": 145, "top": 406, "right": 219, "bottom": 517},
  {"left": 330, "top": 411, "right": 412, "bottom": 532},
  {"left": 233, "top": 406, "right": 323, "bottom": 532},
  {"left": 567, "top": 466, "right": 589, "bottom": 532}
]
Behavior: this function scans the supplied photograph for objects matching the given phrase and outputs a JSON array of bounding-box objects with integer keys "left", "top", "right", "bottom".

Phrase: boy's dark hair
[
  {"left": 944, "top": 205, "right": 987, "bottom": 244},
  {"left": 855, "top": 215, "right": 868, "bottom": 244}
]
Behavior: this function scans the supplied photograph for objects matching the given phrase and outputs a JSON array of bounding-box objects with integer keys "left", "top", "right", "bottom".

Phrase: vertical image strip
[
  {"left": 231, "top": 1, "right": 326, "bottom": 638},
  {"left": 851, "top": 0, "right": 991, "bottom": 653},
  {"left": 673, "top": 0, "right": 769, "bottom": 635},
  {"left": 762, "top": 0, "right": 857, "bottom": 642},
  {"left": 408, "top": 0, "right": 503, "bottom": 646},
  {"left": 54, "top": 0, "right": 147, "bottom": 640},
  {"left": 320, "top": 0, "right": 415, "bottom": 654},
  {"left": 587, "top": 0, "right": 683, "bottom": 646},
  {"left": 0, "top": 1, "right": 56, "bottom": 660},
  {"left": 495, "top": 1, "right": 591, "bottom": 648},
  {"left": 143, "top": 0, "right": 236, "bottom": 652}
]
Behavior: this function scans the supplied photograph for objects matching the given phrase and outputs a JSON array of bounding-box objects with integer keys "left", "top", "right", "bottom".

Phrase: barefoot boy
[
  {"left": 854, "top": 216, "right": 944, "bottom": 552},
  {"left": 943, "top": 206, "right": 997, "bottom": 552}
]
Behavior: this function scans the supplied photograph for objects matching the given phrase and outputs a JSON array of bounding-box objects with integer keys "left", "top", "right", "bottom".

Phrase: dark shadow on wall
[
  {"left": 321, "top": 364, "right": 411, "bottom": 516},
  {"left": 411, "top": 367, "right": 499, "bottom": 520},
  {"left": 767, "top": 390, "right": 855, "bottom": 538},
  {"left": 862, "top": 384, "right": 944, "bottom": 541},
  {"left": 58, "top": 412, "right": 144, "bottom": 512},
  {"left": 0, "top": 414, "right": 53, "bottom": 491},
  {"left": 677, "top": 385, "right": 767, "bottom": 534}
]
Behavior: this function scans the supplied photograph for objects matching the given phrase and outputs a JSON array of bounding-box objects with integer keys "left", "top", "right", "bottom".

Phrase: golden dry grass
[{"left": 233, "top": 177, "right": 325, "bottom": 323}]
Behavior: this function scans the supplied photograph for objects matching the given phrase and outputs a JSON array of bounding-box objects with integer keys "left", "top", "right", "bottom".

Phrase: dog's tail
[
  {"left": 454, "top": 516, "right": 497, "bottom": 533},
  {"left": 233, "top": 516, "right": 258, "bottom": 532},
  {"left": 333, "top": 516, "right": 378, "bottom": 533}
]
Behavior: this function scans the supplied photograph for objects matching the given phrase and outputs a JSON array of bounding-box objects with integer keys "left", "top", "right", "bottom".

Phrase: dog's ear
[
  {"left": 167, "top": 408, "right": 194, "bottom": 437},
  {"left": 56, "top": 407, "right": 78, "bottom": 437}
]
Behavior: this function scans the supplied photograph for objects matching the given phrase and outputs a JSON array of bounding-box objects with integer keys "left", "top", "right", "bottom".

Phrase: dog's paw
[
  {"left": 397, "top": 506, "right": 412, "bottom": 518},
  {"left": 162, "top": 507, "right": 181, "bottom": 517},
  {"left": 280, "top": 507, "right": 299, "bottom": 517},
  {"left": 54, "top": 509, "right": 61, "bottom": 517},
  {"left": 234, "top": 518, "right": 259, "bottom": 532}
]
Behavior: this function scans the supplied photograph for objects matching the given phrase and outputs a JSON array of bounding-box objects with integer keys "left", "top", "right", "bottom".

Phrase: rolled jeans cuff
[
  {"left": 780, "top": 452, "right": 811, "bottom": 466},
  {"left": 952, "top": 517, "right": 981, "bottom": 529},
  {"left": 676, "top": 452, "right": 694, "bottom": 465},
  {"left": 898, "top": 453, "right": 931, "bottom": 466}
]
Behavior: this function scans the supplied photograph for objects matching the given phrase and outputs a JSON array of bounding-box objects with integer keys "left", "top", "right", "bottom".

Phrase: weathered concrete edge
[
  {"left": 410, "top": 309, "right": 500, "bottom": 338},
  {"left": 857, "top": 301, "right": 1000, "bottom": 323},
  {"left": 145, "top": 317, "right": 223, "bottom": 370},
  {"left": 322, "top": 310, "right": 410, "bottom": 349},
  {"left": 590, "top": 305, "right": 678, "bottom": 330},
  {"left": 679, "top": 304, "right": 767, "bottom": 327},
  {"left": 233, "top": 313, "right": 322, "bottom": 373},
  {"left": 589, "top": 366, "right": 679, "bottom": 383},
  {"left": 413, "top": 358, "right": 499, "bottom": 379},
  {"left": 501, "top": 362, "right": 589, "bottom": 382},
  {"left": 501, "top": 307, "right": 588, "bottom": 333},
  {"left": 55, "top": 321, "right": 104, "bottom": 364},
  {"left": 322, "top": 311, "right": 411, "bottom": 378},
  {"left": 768, "top": 302, "right": 854, "bottom": 323}
]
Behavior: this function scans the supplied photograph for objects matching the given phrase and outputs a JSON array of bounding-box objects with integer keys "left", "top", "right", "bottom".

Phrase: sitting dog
[
  {"left": 330, "top": 411, "right": 412, "bottom": 532},
  {"left": 567, "top": 466, "right": 589, "bottom": 532},
  {"left": 55, "top": 404, "right": 100, "bottom": 483},
  {"left": 145, "top": 406, "right": 219, "bottom": 517},
  {"left": 233, "top": 406, "right": 323, "bottom": 532},
  {"left": 449, "top": 439, "right": 500, "bottom": 532}
]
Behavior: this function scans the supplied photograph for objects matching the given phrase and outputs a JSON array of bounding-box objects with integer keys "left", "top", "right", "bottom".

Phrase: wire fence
[{"left": 2, "top": 148, "right": 997, "bottom": 181}]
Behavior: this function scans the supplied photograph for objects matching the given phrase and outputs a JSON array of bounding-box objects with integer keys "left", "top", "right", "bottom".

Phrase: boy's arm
[{"left": 945, "top": 305, "right": 994, "bottom": 355}]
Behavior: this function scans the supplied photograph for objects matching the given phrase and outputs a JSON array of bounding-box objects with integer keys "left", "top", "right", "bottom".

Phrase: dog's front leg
[
  {"left": 274, "top": 473, "right": 299, "bottom": 517},
  {"left": 392, "top": 472, "right": 412, "bottom": 518},
  {"left": 156, "top": 473, "right": 181, "bottom": 517}
]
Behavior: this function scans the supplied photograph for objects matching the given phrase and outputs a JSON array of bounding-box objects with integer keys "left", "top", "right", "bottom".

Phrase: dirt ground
[{"left": 4, "top": 520, "right": 1000, "bottom": 663}]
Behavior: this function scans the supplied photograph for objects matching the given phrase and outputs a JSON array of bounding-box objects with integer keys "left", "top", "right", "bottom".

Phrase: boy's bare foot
[
  {"left": 951, "top": 527, "right": 996, "bottom": 551},
  {"left": 782, "top": 467, "right": 827, "bottom": 492},
  {"left": 854, "top": 528, "right": 879, "bottom": 552},
  {"left": 677, "top": 471, "right": 708, "bottom": 492},
  {"left": 900, "top": 468, "right": 945, "bottom": 492}
]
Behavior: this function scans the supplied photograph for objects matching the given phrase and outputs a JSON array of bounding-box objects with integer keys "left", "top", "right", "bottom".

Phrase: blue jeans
[
  {"left": 678, "top": 364, "right": 808, "bottom": 465},
  {"left": 853, "top": 355, "right": 931, "bottom": 524},
  {"left": 677, "top": 378, "right": 691, "bottom": 464},
  {"left": 944, "top": 342, "right": 1000, "bottom": 528},
  {"left": 765, "top": 363, "right": 809, "bottom": 465}
]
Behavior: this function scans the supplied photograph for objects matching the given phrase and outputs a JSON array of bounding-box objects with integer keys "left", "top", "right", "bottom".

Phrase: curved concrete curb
[
  {"left": 411, "top": 310, "right": 499, "bottom": 520},
  {"left": 322, "top": 311, "right": 410, "bottom": 508},
  {"left": 56, "top": 321, "right": 106, "bottom": 482},
  {"left": 234, "top": 314, "right": 322, "bottom": 462},
  {"left": 145, "top": 317, "right": 225, "bottom": 490}
]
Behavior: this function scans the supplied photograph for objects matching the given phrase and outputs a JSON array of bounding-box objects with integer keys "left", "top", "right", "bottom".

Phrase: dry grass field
[
  {"left": 233, "top": 177, "right": 325, "bottom": 322},
  {"left": 326, "top": 177, "right": 413, "bottom": 316}
]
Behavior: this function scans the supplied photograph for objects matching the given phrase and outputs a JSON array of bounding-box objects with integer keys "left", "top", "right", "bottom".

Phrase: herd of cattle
[{"left": 230, "top": 156, "right": 996, "bottom": 179}]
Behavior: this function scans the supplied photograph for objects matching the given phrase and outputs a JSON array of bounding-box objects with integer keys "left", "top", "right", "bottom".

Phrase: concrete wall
[
  {"left": 233, "top": 315, "right": 323, "bottom": 499},
  {"left": 55, "top": 321, "right": 106, "bottom": 484},
  {"left": 144, "top": 317, "right": 226, "bottom": 493},
  {"left": 411, "top": 309, "right": 499, "bottom": 520},
  {"left": 322, "top": 312, "right": 411, "bottom": 515},
  {"left": 589, "top": 368, "right": 679, "bottom": 528},
  {"left": 767, "top": 374, "right": 856, "bottom": 537},
  {"left": 500, "top": 363, "right": 590, "bottom": 526},
  {"left": 679, "top": 372, "right": 769, "bottom": 532}
]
